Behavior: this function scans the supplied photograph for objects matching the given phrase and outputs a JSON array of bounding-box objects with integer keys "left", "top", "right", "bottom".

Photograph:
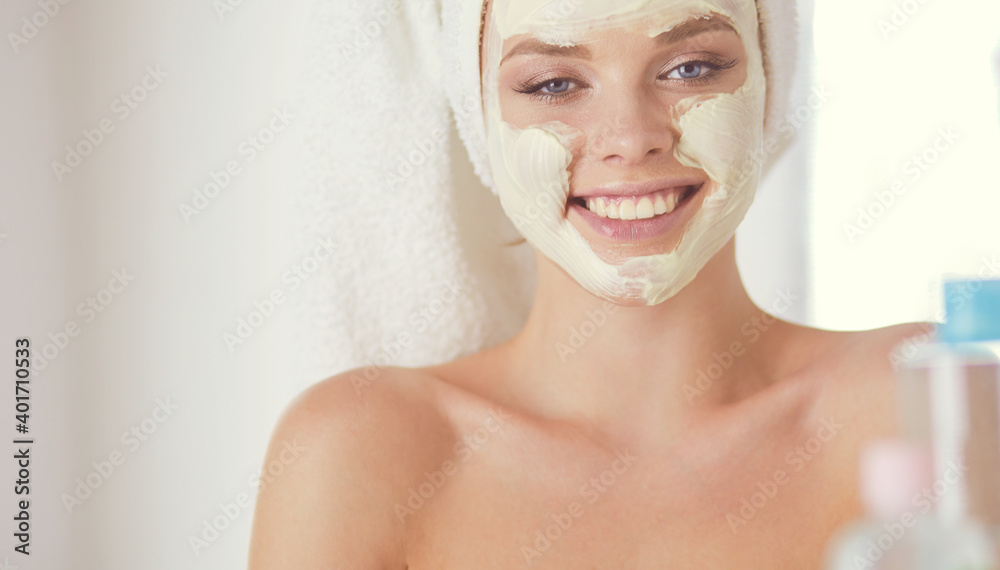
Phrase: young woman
[{"left": 248, "top": 0, "right": 929, "bottom": 567}]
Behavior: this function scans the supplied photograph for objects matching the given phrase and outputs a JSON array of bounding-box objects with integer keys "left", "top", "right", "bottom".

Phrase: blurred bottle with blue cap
[{"left": 895, "top": 277, "right": 1000, "bottom": 537}]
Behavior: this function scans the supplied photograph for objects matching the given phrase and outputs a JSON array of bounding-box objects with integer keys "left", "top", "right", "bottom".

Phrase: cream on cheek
[{"left": 482, "top": 0, "right": 766, "bottom": 306}]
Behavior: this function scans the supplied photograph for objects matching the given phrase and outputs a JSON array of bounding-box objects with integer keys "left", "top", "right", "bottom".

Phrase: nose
[{"left": 587, "top": 87, "right": 677, "bottom": 166}]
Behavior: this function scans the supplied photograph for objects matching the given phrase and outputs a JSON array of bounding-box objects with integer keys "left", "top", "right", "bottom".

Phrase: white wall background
[
  {"left": 0, "top": 0, "right": 996, "bottom": 568},
  {"left": 809, "top": 0, "right": 1000, "bottom": 329},
  {"left": 1, "top": 1, "right": 310, "bottom": 568}
]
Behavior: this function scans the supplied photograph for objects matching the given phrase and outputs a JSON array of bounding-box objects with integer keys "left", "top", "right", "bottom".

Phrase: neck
[{"left": 502, "top": 239, "right": 789, "bottom": 447}]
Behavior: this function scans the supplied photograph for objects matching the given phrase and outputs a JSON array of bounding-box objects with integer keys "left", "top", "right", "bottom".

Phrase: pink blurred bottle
[{"left": 826, "top": 439, "right": 998, "bottom": 569}]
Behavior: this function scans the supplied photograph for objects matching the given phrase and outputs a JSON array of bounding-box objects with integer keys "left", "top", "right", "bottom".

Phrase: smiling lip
[
  {"left": 568, "top": 182, "right": 705, "bottom": 242},
  {"left": 572, "top": 177, "right": 707, "bottom": 199}
]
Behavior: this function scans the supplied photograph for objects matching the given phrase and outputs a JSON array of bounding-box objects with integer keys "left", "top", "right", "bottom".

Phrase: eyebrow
[{"left": 499, "top": 16, "right": 739, "bottom": 66}]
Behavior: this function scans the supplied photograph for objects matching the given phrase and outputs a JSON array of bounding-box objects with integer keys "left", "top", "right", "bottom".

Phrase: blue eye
[
  {"left": 670, "top": 63, "right": 704, "bottom": 80},
  {"left": 514, "top": 77, "right": 582, "bottom": 102},
  {"left": 539, "top": 79, "right": 573, "bottom": 94},
  {"left": 662, "top": 57, "right": 739, "bottom": 83}
]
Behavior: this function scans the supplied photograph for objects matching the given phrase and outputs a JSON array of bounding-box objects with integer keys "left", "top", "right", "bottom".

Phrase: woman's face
[{"left": 481, "top": 0, "right": 766, "bottom": 306}]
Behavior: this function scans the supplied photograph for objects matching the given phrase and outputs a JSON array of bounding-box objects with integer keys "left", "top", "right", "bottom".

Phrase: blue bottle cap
[{"left": 941, "top": 278, "right": 1000, "bottom": 343}]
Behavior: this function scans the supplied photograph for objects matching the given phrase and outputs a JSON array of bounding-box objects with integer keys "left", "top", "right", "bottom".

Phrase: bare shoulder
[
  {"left": 808, "top": 320, "right": 937, "bottom": 438},
  {"left": 247, "top": 366, "right": 457, "bottom": 569},
  {"left": 822, "top": 321, "right": 936, "bottom": 386},
  {"left": 835, "top": 321, "right": 936, "bottom": 361},
  {"left": 773, "top": 321, "right": 938, "bottom": 526}
]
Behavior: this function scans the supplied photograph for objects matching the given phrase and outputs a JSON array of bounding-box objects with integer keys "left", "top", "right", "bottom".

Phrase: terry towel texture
[{"left": 289, "top": 0, "right": 799, "bottom": 384}]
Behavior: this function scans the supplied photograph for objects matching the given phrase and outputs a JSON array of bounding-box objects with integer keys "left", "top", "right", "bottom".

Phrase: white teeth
[
  {"left": 583, "top": 190, "right": 685, "bottom": 219},
  {"left": 588, "top": 199, "right": 607, "bottom": 217},
  {"left": 665, "top": 193, "right": 679, "bottom": 213},
  {"left": 654, "top": 195, "right": 668, "bottom": 215},
  {"left": 619, "top": 199, "right": 637, "bottom": 221},
  {"left": 636, "top": 197, "right": 655, "bottom": 220}
]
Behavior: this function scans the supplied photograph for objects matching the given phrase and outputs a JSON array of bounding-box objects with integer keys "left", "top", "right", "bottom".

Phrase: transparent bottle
[
  {"left": 895, "top": 278, "right": 1000, "bottom": 530},
  {"left": 826, "top": 439, "right": 998, "bottom": 570}
]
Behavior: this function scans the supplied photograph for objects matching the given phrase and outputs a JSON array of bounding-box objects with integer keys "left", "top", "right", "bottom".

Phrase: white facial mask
[{"left": 481, "top": 0, "right": 766, "bottom": 305}]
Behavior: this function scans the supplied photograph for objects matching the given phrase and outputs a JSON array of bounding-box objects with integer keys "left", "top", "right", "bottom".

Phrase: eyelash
[{"left": 513, "top": 55, "right": 740, "bottom": 103}]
